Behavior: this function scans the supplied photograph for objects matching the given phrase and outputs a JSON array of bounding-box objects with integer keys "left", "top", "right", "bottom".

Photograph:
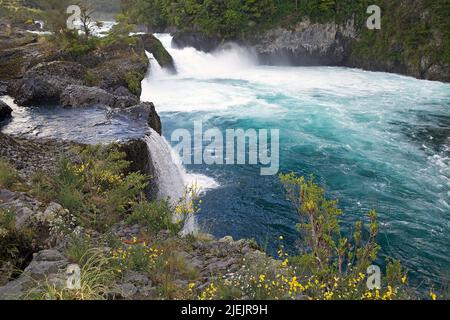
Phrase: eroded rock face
[
  {"left": 172, "top": 31, "right": 222, "bottom": 53},
  {"left": 0, "top": 28, "right": 54, "bottom": 81},
  {"left": 87, "top": 44, "right": 149, "bottom": 97},
  {"left": 0, "top": 133, "right": 78, "bottom": 179},
  {"left": 252, "top": 18, "right": 357, "bottom": 66},
  {"left": 60, "top": 85, "right": 138, "bottom": 109},
  {"left": 23, "top": 250, "right": 68, "bottom": 277},
  {"left": 0, "top": 24, "right": 150, "bottom": 107},
  {"left": 13, "top": 61, "right": 87, "bottom": 106},
  {"left": 0, "top": 249, "right": 69, "bottom": 300},
  {"left": 118, "top": 138, "right": 158, "bottom": 199},
  {"left": 347, "top": 45, "right": 450, "bottom": 83},
  {"left": 0, "top": 100, "right": 12, "bottom": 120},
  {"left": 0, "top": 189, "right": 42, "bottom": 229},
  {"left": 0, "top": 81, "right": 8, "bottom": 95},
  {"left": 109, "top": 102, "right": 162, "bottom": 134}
]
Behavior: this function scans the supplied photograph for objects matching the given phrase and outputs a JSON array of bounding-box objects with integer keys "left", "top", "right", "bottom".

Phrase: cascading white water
[
  {"left": 141, "top": 45, "right": 220, "bottom": 197},
  {"left": 141, "top": 35, "right": 260, "bottom": 112},
  {"left": 144, "top": 128, "right": 219, "bottom": 197},
  {"left": 144, "top": 129, "right": 186, "bottom": 202},
  {"left": 144, "top": 128, "right": 218, "bottom": 233}
]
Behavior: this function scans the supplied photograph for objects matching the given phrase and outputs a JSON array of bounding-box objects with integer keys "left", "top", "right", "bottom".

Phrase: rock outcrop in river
[
  {"left": 251, "top": 18, "right": 357, "bottom": 66},
  {"left": 0, "top": 22, "right": 176, "bottom": 108},
  {"left": 0, "top": 100, "right": 11, "bottom": 120},
  {"left": 172, "top": 16, "right": 450, "bottom": 83}
]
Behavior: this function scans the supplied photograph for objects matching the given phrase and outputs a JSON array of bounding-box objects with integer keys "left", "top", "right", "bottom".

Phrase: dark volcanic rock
[
  {"left": 172, "top": 31, "right": 222, "bottom": 53},
  {"left": 60, "top": 85, "right": 138, "bottom": 109},
  {"left": 13, "top": 61, "right": 87, "bottom": 106},
  {"left": 252, "top": 18, "right": 357, "bottom": 66},
  {"left": 0, "top": 249, "right": 69, "bottom": 300},
  {"left": 119, "top": 138, "right": 158, "bottom": 199},
  {"left": 88, "top": 44, "right": 149, "bottom": 96},
  {"left": 0, "top": 81, "right": 8, "bottom": 95},
  {"left": 0, "top": 30, "right": 51, "bottom": 81},
  {"left": 0, "top": 100, "right": 12, "bottom": 120},
  {"left": 0, "top": 133, "right": 160, "bottom": 201},
  {"left": 113, "top": 86, "right": 134, "bottom": 97},
  {"left": 0, "top": 133, "right": 79, "bottom": 179},
  {"left": 110, "top": 102, "right": 162, "bottom": 135}
]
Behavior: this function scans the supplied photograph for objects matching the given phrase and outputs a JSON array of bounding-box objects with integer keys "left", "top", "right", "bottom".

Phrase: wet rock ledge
[{"left": 0, "top": 22, "right": 175, "bottom": 109}]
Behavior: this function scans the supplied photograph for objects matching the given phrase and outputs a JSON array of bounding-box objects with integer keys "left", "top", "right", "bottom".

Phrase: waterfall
[
  {"left": 144, "top": 129, "right": 218, "bottom": 234},
  {"left": 144, "top": 129, "right": 185, "bottom": 202},
  {"left": 141, "top": 34, "right": 259, "bottom": 112},
  {"left": 141, "top": 35, "right": 224, "bottom": 233}
]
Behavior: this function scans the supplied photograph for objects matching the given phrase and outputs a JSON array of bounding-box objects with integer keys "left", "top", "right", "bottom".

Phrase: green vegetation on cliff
[
  {"left": 121, "top": 0, "right": 449, "bottom": 80},
  {"left": 351, "top": 0, "right": 450, "bottom": 78}
]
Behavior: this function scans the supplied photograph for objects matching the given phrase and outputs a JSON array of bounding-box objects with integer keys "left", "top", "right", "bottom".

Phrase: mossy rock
[{"left": 139, "top": 34, "right": 176, "bottom": 74}]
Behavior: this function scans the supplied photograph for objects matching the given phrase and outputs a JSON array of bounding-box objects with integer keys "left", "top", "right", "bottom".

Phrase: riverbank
[
  {"left": 127, "top": 0, "right": 450, "bottom": 83},
  {"left": 0, "top": 19, "right": 283, "bottom": 300}
]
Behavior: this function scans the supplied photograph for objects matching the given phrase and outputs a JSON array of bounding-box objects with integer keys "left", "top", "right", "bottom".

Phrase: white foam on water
[
  {"left": 142, "top": 34, "right": 450, "bottom": 117},
  {"left": 144, "top": 129, "right": 218, "bottom": 199},
  {"left": 144, "top": 129, "right": 219, "bottom": 234}
]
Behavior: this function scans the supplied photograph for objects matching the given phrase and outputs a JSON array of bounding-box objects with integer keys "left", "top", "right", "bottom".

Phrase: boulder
[
  {"left": 219, "top": 236, "right": 235, "bottom": 244},
  {"left": 0, "top": 189, "right": 42, "bottom": 229},
  {"left": 123, "top": 272, "right": 150, "bottom": 287},
  {"left": 0, "top": 249, "right": 68, "bottom": 300},
  {"left": 0, "top": 100, "right": 12, "bottom": 120},
  {"left": 13, "top": 61, "right": 87, "bottom": 106},
  {"left": 140, "top": 34, "right": 176, "bottom": 73},
  {"left": 117, "top": 282, "right": 138, "bottom": 298},
  {"left": 24, "top": 250, "right": 68, "bottom": 276},
  {"left": 60, "top": 85, "right": 138, "bottom": 109},
  {"left": 89, "top": 52, "right": 149, "bottom": 96},
  {"left": 35, "top": 202, "right": 65, "bottom": 224},
  {"left": 113, "top": 86, "right": 134, "bottom": 97}
]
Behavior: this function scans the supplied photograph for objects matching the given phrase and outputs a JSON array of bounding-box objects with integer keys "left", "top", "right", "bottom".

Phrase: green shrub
[
  {"left": 47, "top": 29, "right": 99, "bottom": 58},
  {"left": 30, "top": 170, "right": 56, "bottom": 202},
  {"left": 194, "top": 175, "right": 412, "bottom": 300},
  {"left": 31, "top": 145, "right": 149, "bottom": 232},
  {"left": 126, "top": 199, "right": 177, "bottom": 234},
  {"left": 0, "top": 158, "right": 21, "bottom": 189},
  {"left": 65, "top": 233, "right": 95, "bottom": 264},
  {"left": 28, "top": 248, "right": 116, "bottom": 300},
  {"left": 111, "top": 238, "right": 162, "bottom": 274},
  {"left": 85, "top": 70, "right": 100, "bottom": 87},
  {"left": 0, "top": 209, "right": 34, "bottom": 285},
  {"left": 124, "top": 71, "right": 143, "bottom": 96},
  {"left": 280, "top": 173, "right": 380, "bottom": 279},
  {"left": 100, "top": 22, "right": 137, "bottom": 48}
]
